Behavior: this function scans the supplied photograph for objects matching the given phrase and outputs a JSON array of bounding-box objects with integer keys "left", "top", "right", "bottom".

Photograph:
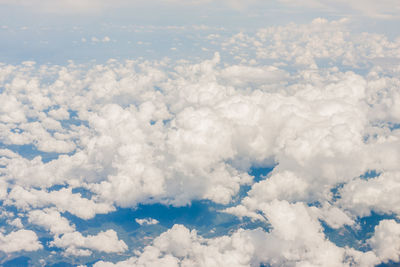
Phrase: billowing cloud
[
  {"left": 28, "top": 208, "right": 75, "bottom": 235},
  {"left": 6, "top": 186, "right": 115, "bottom": 219},
  {"left": 0, "top": 230, "right": 42, "bottom": 253},
  {"left": 339, "top": 171, "right": 400, "bottom": 217},
  {"left": 0, "top": 18, "right": 400, "bottom": 265},
  {"left": 94, "top": 217, "right": 380, "bottom": 267},
  {"left": 50, "top": 229, "right": 128, "bottom": 256},
  {"left": 368, "top": 220, "right": 400, "bottom": 263}
]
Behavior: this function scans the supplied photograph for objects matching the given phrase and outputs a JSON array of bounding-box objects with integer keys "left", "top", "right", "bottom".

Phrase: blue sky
[
  {"left": 1, "top": 0, "right": 399, "bottom": 63},
  {"left": 1, "top": 1, "right": 400, "bottom": 266}
]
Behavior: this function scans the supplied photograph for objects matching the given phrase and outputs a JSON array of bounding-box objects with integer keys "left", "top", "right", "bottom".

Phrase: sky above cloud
[
  {"left": 0, "top": 0, "right": 399, "bottom": 65},
  {"left": 0, "top": 0, "right": 400, "bottom": 266},
  {"left": 1, "top": 0, "right": 400, "bottom": 17}
]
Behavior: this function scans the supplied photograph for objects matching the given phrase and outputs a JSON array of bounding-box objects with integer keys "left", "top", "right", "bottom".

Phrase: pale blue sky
[{"left": 1, "top": 0, "right": 399, "bottom": 64}]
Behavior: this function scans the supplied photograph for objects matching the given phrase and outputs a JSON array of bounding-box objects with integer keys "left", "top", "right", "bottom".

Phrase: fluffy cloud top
[
  {"left": 0, "top": 19, "right": 400, "bottom": 265},
  {"left": 51, "top": 229, "right": 128, "bottom": 256},
  {"left": 0, "top": 230, "right": 42, "bottom": 253},
  {"left": 95, "top": 214, "right": 379, "bottom": 267},
  {"left": 28, "top": 208, "right": 75, "bottom": 235},
  {"left": 368, "top": 220, "right": 400, "bottom": 263}
]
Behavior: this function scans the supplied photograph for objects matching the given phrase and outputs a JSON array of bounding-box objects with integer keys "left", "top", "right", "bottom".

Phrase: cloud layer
[{"left": 0, "top": 19, "right": 400, "bottom": 265}]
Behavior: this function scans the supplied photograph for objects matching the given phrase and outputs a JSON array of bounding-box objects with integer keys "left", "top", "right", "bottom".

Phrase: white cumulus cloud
[{"left": 0, "top": 229, "right": 42, "bottom": 253}]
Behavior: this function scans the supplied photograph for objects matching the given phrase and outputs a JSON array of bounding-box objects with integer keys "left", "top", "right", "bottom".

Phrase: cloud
[
  {"left": 0, "top": 20, "right": 399, "bottom": 211},
  {"left": 1, "top": 18, "right": 400, "bottom": 264},
  {"left": 0, "top": 229, "right": 42, "bottom": 253},
  {"left": 50, "top": 229, "right": 128, "bottom": 256},
  {"left": 6, "top": 186, "right": 115, "bottom": 219},
  {"left": 311, "top": 203, "right": 354, "bottom": 229},
  {"left": 28, "top": 208, "right": 75, "bottom": 235},
  {"left": 368, "top": 220, "right": 400, "bottom": 263},
  {"left": 94, "top": 224, "right": 266, "bottom": 267},
  {"left": 219, "top": 65, "right": 288, "bottom": 88},
  {"left": 339, "top": 171, "right": 400, "bottom": 217},
  {"left": 94, "top": 216, "right": 379, "bottom": 266},
  {"left": 8, "top": 218, "right": 23, "bottom": 228},
  {"left": 135, "top": 218, "right": 159, "bottom": 225}
]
